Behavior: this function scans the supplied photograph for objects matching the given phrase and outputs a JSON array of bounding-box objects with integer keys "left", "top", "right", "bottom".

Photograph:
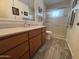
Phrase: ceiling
[{"left": 44, "top": 0, "right": 68, "bottom": 5}]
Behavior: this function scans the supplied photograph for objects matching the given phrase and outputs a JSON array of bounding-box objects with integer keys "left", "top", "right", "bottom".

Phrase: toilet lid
[{"left": 46, "top": 31, "right": 52, "bottom": 34}]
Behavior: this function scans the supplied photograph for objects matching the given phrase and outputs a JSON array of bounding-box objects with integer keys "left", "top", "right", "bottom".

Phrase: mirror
[
  {"left": 28, "top": 0, "right": 35, "bottom": 21},
  {"left": 19, "top": 0, "right": 34, "bottom": 20},
  {"left": 0, "top": 0, "right": 35, "bottom": 21},
  {"left": 13, "top": 0, "right": 35, "bottom": 21}
]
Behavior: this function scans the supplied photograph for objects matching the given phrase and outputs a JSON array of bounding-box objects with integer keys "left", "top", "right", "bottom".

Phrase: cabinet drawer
[
  {"left": 29, "top": 29, "right": 41, "bottom": 38},
  {"left": 20, "top": 51, "right": 30, "bottom": 59},
  {"left": 0, "top": 32, "right": 28, "bottom": 54},
  {"left": 30, "top": 34, "right": 42, "bottom": 56},
  {"left": 42, "top": 27, "right": 46, "bottom": 32},
  {"left": 2, "top": 42, "right": 29, "bottom": 59}
]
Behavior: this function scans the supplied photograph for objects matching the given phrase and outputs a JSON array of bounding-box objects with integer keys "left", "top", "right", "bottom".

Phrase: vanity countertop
[{"left": 0, "top": 26, "right": 46, "bottom": 37}]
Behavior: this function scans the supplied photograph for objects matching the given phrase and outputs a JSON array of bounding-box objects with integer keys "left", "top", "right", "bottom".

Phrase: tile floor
[{"left": 32, "top": 38, "right": 72, "bottom": 59}]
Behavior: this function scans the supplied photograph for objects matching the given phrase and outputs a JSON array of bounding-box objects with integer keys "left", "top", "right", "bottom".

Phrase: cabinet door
[
  {"left": 20, "top": 51, "right": 30, "bottom": 59},
  {"left": 30, "top": 34, "right": 41, "bottom": 57},
  {"left": 42, "top": 32, "right": 46, "bottom": 44},
  {"left": 41, "top": 27, "right": 46, "bottom": 44}
]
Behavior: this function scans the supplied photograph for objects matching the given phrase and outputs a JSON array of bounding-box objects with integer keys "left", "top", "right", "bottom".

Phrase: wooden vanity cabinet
[
  {"left": 0, "top": 27, "right": 46, "bottom": 59},
  {"left": 0, "top": 32, "right": 30, "bottom": 59}
]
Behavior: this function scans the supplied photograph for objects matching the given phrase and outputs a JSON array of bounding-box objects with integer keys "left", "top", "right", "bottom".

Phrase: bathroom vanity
[{"left": 0, "top": 26, "right": 46, "bottom": 59}]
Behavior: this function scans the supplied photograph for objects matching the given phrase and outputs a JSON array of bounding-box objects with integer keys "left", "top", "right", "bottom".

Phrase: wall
[
  {"left": 67, "top": 12, "right": 79, "bottom": 59},
  {"left": 66, "top": 0, "right": 79, "bottom": 59},
  {"left": 45, "top": 1, "right": 71, "bottom": 39},
  {"left": 0, "top": 0, "right": 15, "bottom": 19}
]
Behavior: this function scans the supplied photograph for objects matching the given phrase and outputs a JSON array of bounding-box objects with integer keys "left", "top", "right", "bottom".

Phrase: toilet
[{"left": 46, "top": 31, "right": 52, "bottom": 40}]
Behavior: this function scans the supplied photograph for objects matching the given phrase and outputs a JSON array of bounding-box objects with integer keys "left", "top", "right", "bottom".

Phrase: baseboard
[{"left": 66, "top": 40, "right": 73, "bottom": 58}]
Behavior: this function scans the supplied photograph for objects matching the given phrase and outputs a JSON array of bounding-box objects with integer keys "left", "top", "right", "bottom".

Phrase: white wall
[
  {"left": 67, "top": 12, "right": 79, "bottom": 59},
  {"left": 66, "top": 0, "right": 79, "bottom": 59},
  {"left": 0, "top": 0, "right": 15, "bottom": 19}
]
